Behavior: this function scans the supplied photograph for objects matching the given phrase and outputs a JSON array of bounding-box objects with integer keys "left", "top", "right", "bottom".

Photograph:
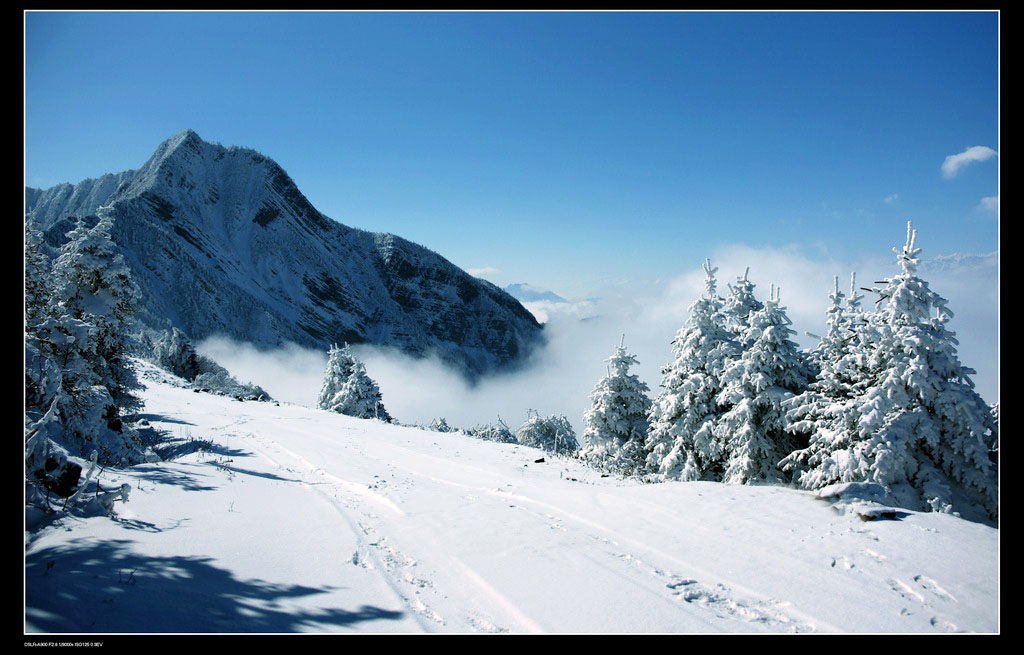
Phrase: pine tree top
[
  {"left": 895, "top": 220, "right": 921, "bottom": 275},
  {"left": 702, "top": 258, "right": 718, "bottom": 298}
]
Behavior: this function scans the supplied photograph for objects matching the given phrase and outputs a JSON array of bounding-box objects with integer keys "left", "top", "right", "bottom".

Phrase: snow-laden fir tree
[
  {"left": 318, "top": 343, "right": 358, "bottom": 410},
  {"left": 803, "top": 274, "right": 867, "bottom": 396},
  {"left": 713, "top": 284, "right": 813, "bottom": 484},
  {"left": 516, "top": 411, "right": 579, "bottom": 455},
  {"left": 25, "top": 216, "right": 62, "bottom": 411},
  {"left": 989, "top": 402, "right": 999, "bottom": 470},
  {"left": 802, "top": 275, "right": 845, "bottom": 373},
  {"left": 51, "top": 209, "right": 143, "bottom": 419},
  {"left": 26, "top": 210, "right": 146, "bottom": 466},
  {"left": 24, "top": 216, "right": 52, "bottom": 329},
  {"left": 318, "top": 344, "right": 392, "bottom": 421},
  {"left": 722, "top": 267, "right": 765, "bottom": 347},
  {"left": 782, "top": 223, "right": 997, "bottom": 520},
  {"left": 645, "top": 259, "right": 740, "bottom": 480},
  {"left": 152, "top": 327, "right": 201, "bottom": 381},
  {"left": 578, "top": 336, "right": 652, "bottom": 475},
  {"left": 782, "top": 273, "right": 873, "bottom": 470}
]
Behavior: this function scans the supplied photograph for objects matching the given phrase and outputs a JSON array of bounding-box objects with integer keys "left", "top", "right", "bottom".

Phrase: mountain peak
[
  {"left": 26, "top": 131, "right": 545, "bottom": 376},
  {"left": 156, "top": 128, "right": 205, "bottom": 157},
  {"left": 138, "top": 128, "right": 208, "bottom": 174},
  {"left": 172, "top": 127, "right": 200, "bottom": 141}
]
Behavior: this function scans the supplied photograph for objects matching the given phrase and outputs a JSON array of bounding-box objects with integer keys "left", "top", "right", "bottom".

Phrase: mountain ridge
[{"left": 26, "top": 129, "right": 544, "bottom": 378}]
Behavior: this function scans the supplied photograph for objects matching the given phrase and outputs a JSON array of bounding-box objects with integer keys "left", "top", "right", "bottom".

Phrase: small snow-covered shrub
[
  {"left": 429, "top": 417, "right": 454, "bottom": 433},
  {"left": 191, "top": 368, "right": 270, "bottom": 401},
  {"left": 516, "top": 413, "right": 578, "bottom": 455},
  {"left": 464, "top": 418, "right": 518, "bottom": 444}
]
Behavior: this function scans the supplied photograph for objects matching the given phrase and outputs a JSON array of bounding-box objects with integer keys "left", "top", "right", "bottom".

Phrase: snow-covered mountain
[
  {"left": 26, "top": 129, "right": 543, "bottom": 377},
  {"left": 919, "top": 252, "right": 997, "bottom": 274}
]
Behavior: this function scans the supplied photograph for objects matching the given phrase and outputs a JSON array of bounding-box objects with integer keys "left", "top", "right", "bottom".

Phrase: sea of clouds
[{"left": 197, "top": 244, "right": 997, "bottom": 439}]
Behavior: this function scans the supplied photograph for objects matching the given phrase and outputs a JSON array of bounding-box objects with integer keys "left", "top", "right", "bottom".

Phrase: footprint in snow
[
  {"left": 914, "top": 575, "right": 957, "bottom": 602},
  {"left": 886, "top": 578, "right": 926, "bottom": 604},
  {"left": 930, "top": 616, "right": 960, "bottom": 632}
]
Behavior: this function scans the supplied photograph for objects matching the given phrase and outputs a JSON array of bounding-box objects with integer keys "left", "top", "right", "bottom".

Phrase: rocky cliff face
[{"left": 26, "top": 129, "right": 543, "bottom": 377}]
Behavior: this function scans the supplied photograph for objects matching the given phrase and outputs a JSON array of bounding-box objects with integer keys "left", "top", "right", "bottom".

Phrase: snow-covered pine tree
[
  {"left": 989, "top": 402, "right": 999, "bottom": 470},
  {"left": 153, "top": 328, "right": 200, "bottom": 380},
  {"left": 516, "top": 411, "right": 579, "bottom": 455},
  {"left": 25, "top": 216, "right": 62, "bottom": 412},
  {"left": 318, "top": 344, "right": 392, "bottom": 421},
  {"left": 51, "top": 209, "right": 143, "bottom": 420},
  {"left": 803, "top": 275, "right": 845, "bottom": 373},
  {"left": 714, "top": 284, "right": 812, "bottom": 484},
  {"left": 152, "top": 327, "right": 201, "bottom": 381},
  {"left": 336, "top": 361, "right": 393, "bottom": 421},
  {"left": 645, "top": 259, "right": 740, "bottom": 480},
  {"left": 25, "top": 216, "right": 52, "bottom": 329},
  {"left": 25, "top": 210, "right": 146, "bottom": 467},
  {"left": 722, "top": 267, "right": 765, "bottom": 347},
  {"left": 781, "top": 273, "right": 871, "bottom": 482},
  {"left": 782, "top": 223, "right": 997, "bottom": 521},
  {"left": 579, "top": 336, "right": 652, "bottom": 475},
  {"left": 318, "top": 344, "right": 358, "bottom": 410}
]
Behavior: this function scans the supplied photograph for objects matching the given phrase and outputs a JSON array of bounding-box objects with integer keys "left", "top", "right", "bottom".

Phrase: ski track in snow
[
  {"left": 482, "top": 487, "right": 832, "bottom": 632},
  {"left": 353, "top": 450, "right": 826, "bottom": 632},
  {"left": 243, "top": 431, "right": 555, "bottom": 633},
  {"left": 241, "top": 433, "right": 450, "bottom": 631},
  {"left": 242, "top": 428, "right": 800, "bottom": 633}
]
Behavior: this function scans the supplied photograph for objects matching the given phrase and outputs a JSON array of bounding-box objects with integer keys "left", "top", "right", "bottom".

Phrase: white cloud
[
  {"left": 884, "top": 193, "right": 899, "bottom": 205},
  {"left": 520, "top": 298, "right": 598, "bottom": 324},
  {"left": 467, "top": 267, "right": 499, "bottom": 277},
  {"left": 941, "top": 146, "right": 997, "bottom": 179},
  {"left": 978, "top": 196, "right": 998, "bottom": 212},
  {"left": 195, "top": 338, "right": 328, "bottom": 407}
]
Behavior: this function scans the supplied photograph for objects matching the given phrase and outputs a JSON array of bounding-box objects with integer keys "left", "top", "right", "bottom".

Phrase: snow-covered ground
[{"left": 25, "top": 364, "right": 998, "bottom": 633}]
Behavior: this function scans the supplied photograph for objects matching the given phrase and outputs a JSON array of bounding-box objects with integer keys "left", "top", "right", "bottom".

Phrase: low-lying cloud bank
[{"left": 196, "top": 245, "right": 997, "bottom": 438}]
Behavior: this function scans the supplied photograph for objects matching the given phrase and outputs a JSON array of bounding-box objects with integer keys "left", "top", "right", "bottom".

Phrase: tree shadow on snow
[
  {"left": 214, "top": 465, "right": 302, "bottom": 483},
  {"left": 136, "top": 413, "right": 196, "bottom": 427},
  {"left": 202, "top": 443, "right": 250, "bottom": 458},
  {"left": 25, "top": 539, "right": 406, "bottom": 633},
  {"left": 130, "top": 466, "right": 219, "bottom": 492},
  {"left": 152, "top": 439, "right": 250, "bottom": 461}
]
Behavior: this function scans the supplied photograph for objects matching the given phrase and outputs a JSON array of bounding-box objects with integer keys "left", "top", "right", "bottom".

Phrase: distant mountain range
[
  {"left": 26, "top": 129, "right": 544, "bottom": 377},
  {"left": 919, "top": 252, "right": 997, "bottom": 274},
  {"left": 503, "top": 283, "right": 568, "bottom": 304}
]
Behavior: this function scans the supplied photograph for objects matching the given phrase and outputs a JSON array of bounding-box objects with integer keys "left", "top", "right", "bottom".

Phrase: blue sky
[{"left": 26, "top": 11, "right": 998, "bottom": 298}]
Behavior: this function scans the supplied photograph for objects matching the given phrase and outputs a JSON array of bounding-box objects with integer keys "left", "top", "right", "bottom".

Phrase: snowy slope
[
  {"left": 26, "top": 130, "right": 543, "bottom": 377},
  {"left": 25, "top": 363, "right": 999, "bottom": 634}
]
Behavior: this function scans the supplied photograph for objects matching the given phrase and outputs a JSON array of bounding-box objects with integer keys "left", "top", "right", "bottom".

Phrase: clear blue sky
[{"left": 26, "top": 11, "right": 998, "bottom": 297}]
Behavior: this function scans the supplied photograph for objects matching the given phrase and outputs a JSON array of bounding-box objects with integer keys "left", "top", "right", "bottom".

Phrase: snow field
[{"left": 26, "top": 370, "right": 998, "bottom": 633}]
